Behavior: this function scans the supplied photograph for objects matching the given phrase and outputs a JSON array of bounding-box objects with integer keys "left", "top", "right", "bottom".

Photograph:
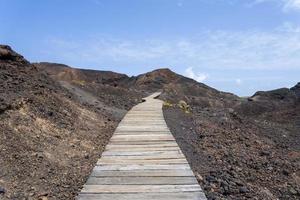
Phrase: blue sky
[{"left": 1, "top": 0, "right": 300, "bottom": 96}]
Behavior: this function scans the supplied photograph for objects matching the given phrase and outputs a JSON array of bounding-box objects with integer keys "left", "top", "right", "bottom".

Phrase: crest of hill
[
  {"left": 35, "top": 62, "right": 129, "bottom": 85},
  {"left": 37, "top": 63, "right": 240, "bottom": 108}
]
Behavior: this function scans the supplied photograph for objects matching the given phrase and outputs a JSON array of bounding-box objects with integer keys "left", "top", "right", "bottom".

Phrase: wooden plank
[
  {"left": 108, "top": 141, "right": 179, "bottom": 145},
  {"left": 122, "top": 113, "right": 163, "bottom": 115},
  {"left": 119, "top": 123, "right": 166, "bottom": 126},
  {"left": 123, "top": 117, "right": 165, "bottom": 120},
  {"left": 110, "top": 135, "right": 174, "bottom": 142},
  {"left": 90, "top": 170, "right": 194, "bottom": 177},
  {"left": 114, "top": 131, "right": 171, "bottom": 134},
  {"left": 85, "top": 176, "right": 198, "bottom": 185},
  {"left": 105, "top": 145, "right": 180, "bottom": 150},
  {"left": 114, "top": 129, "right": 170, "bottom": 133},
  {"left": 77, "top": 192, "right": 207, "bottom": 200},
  {"left": 94, "top": 164, "right": 190, "bottom": 171},
  {"left": 105, "top": 144, "right": 179, "bottom": 149},
  {"left": 118, "top": 123, "right": 167, "bottom": 126},
  {"left": 116, "top": 125, "right": 169, "bottom": 132},
  {"left": 100, "top": 153, "right": 185, "bottom": 160},
  {"left": 118, "top": 124, "right": 167, "bottom": 127},
  {"left": 125, "top": 114, "right": 163, "bottom": 115},
  {"left": 81, "top": 184, "right": 201, "bottom": 193},
  {"left": 113, "top": 132, "right": 172, "bottom": 136},
  {"left": 97, "top": 159, "right": 188, "bottom": 165},
  {"left": 111, "top": 134, "right": 173, "bottom": 138},
  {"left": 112, "top": 134, "right": 173, "bottom": 137},
  {"left": 119, "top": 119, "right": 166, "bottom": 121},
  {"left": 116, "top": 127, "right": 169, "bottom": 130},
  {"left": 102, "top": 150, "right": 182, "bottom": 156}
]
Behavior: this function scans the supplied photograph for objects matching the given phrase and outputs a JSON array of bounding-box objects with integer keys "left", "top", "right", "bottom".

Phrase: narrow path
[{"left": 77, "top": 93, "right": 207, "bottom": 200}]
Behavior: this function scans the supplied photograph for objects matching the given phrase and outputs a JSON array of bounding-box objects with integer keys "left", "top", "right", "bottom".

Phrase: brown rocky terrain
[
  {"left": 0, "top": 45, "right": 145, "bottom": 199},
  {"left": 162, "top": 83, "right": 300, "bottom": 199},
  {"left": 0, "top": 45, "right": 299, "bottom": 199}
]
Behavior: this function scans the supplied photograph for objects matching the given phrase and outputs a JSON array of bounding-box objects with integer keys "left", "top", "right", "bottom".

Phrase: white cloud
[
  {"left": 43, "top": 23, "right": 300, "bottom": 72},
  {"left": 185, "top": 67, "right": 208, "bottom": 82},
  {"left": 278, "top": 21, "right": 300, "bottom": 32},
  {"left": 283, "top": 0, "right": 300, "bottom": 11},
  {"left": 251, "top": 0, "right": 300, "bottom": 11}
]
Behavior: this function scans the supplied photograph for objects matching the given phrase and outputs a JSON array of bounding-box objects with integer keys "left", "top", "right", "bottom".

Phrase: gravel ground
[{"left": 163, "top": 105, "right": 300, "bottom": 200}]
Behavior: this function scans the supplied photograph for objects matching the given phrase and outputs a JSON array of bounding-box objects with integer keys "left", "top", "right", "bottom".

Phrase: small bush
[
  {"left": 163, "top": 101, "right": 173, "bottom": 108},
  {"left": 178, "top": 100, "right": 191, "bottom": 113}
]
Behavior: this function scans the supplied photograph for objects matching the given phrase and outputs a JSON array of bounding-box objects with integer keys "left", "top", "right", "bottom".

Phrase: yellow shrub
[{"left": 163, "top": 101, "right": 173, "bottom": 107}]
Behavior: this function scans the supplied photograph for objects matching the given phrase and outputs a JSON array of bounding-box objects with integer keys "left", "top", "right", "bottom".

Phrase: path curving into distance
[{"left": 77, "top": 92, "right": 207, "bottom": 200}]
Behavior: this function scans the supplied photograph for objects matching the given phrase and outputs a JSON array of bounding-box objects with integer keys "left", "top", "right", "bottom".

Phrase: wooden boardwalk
[{"left": 77, "top": 93, "right": 207, "bottom": 200}]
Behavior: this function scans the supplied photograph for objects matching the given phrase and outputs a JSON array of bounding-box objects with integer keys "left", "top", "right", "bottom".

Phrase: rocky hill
[
  {"left": 1, "top": 45, "right": 299, "bottom": 199},
  {"left": 36, "top": 62, "right": 240, "bottom": 109},
  {"left": 0, "top": 45, "right": 141, "bottom": 199},
  {"left": 163, "top": 82, "right": 300, "bottom": 199}
]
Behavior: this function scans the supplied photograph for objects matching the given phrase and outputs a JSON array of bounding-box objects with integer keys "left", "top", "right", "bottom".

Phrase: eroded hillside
[
  {"left": 0, "top": 46, "right": 143, "bottom": 199},
  {"left": 163, "top": 83, "right": 300, "bottom": 199}
]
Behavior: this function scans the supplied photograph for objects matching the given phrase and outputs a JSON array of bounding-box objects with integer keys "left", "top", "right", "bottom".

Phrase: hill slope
[{"left": 0, "top": 46, "right": 140, "bottom": 199}]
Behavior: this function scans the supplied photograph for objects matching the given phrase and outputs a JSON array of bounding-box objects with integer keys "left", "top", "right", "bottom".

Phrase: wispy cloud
[
  {"left": 282, "top": 0, "right": 300, "bottom": 11},
  {"left": 188, "top": 0, "right": 300, "bottom": 11},
  {"left": 185, "top": 67, "right": 208, "bottom": 82},
  {"left": 251, "top": 0, "right": 300, "bottom": 11},
  {"left": 43, "top": 23, "right": 300, "bottom": 72}
]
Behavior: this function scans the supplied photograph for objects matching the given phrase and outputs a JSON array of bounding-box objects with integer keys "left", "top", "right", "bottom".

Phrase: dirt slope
[
  {"left": 163, "top": 83, "right": 300, "bottom": 200},
  {"left": 0, "top": 45, "right": 142, "bottom": 200}
]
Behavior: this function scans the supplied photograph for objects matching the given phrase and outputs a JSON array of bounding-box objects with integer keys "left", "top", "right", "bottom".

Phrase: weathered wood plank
[
  {"left": 108, "top": 141, "right": 179, "bottom": 145},
  {"left": 115, "top": 128, "right": 169, "bottom": 132},
  {"left": 94, "top": 164, "right": 190, "bottom": 171},
  {"left": 114, "top": 131, "right": 171, "bottom": 135},
  {"left": 81, "top": 184, "right": 202, "bottom": 193},
  {"left": 100, "top": 154, "right": 185, "bottom": 160},
  {"left": 77, "top": 193, "right": 207, "bottom": 200},
  {"left": 90, "top": 170, "right": 195, "bottom": 177},
  {"left": 110, "top": 135, "right": 175, "bottom": 142},
  {"left": 97, "top": 158, "right": 188, "bottom": 165},
  {"left": 105, "top": 146, "right": 181, "bottom": 152},
  {"left": 120, "top": 118, "right": 166, "bottom": 121},
  {"left": 106, "top": 143, "right": 179, "bottom": 148},
  {"left": 111, "top": 134, "right": 173, "bottom": 139},
  {"left": 102, "top": 150, "right": 182, "bottom": 156},
  {"left": 85, "top": 176, "right": 198, "bottom": 185},
  {"left": 112, "top": 135, "right": 173, "bottom": 138},
  {"left": 112, "top": 133, "right": 171, "bottom": 137}
]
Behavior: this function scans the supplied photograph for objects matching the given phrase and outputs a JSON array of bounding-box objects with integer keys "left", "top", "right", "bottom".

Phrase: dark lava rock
[
  {"left": 0, "top": 187, "right": 5, "bottom": 194},
  {"left": 205, "top": 175, "right": 216, "bottom": 183},
  {"left": 0, "top": 45, "right": 28, "bottom": 63},
  {"left": 289, "top": 187, "right": 298, "bottom": 195},
  {"left": 239, "top": 186, "right": 249, "bottom": 193},
  {"left": 282, "top": 169, "right": 290, "bottom": 176},
  {"left": 260, "top": 150, "right": 271, "bottom": 156},
  {"left": 291, "top": 82, "right": 300, "bottom": 98},
  {"left": 253, "top": 88, "right": 296, "bottom": 101},
  {"left": 206, "top": 193, "right": 217, "bottom": 200}
]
